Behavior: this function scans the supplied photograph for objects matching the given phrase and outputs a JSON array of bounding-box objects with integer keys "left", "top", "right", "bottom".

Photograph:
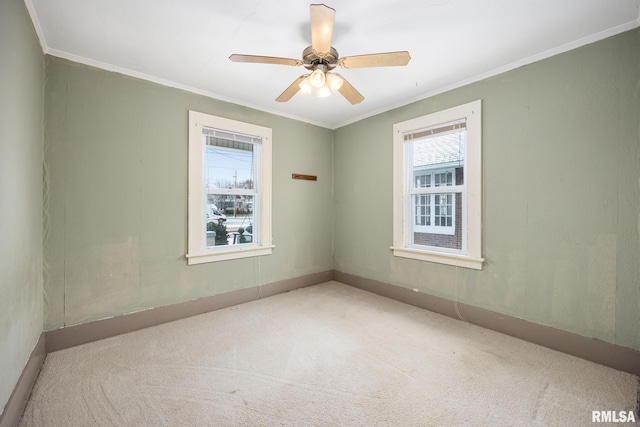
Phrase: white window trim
[
  {"left": 186, "top": 111, "right": 273, "bottom": 264},
  {"left": 391, "top": 100, "right": 483, "bottom": 270}
]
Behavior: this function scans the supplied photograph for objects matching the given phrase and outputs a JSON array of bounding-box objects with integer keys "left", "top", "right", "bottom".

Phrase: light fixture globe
[
  {"left": 316, "top": 83, "right": 331, "bottom": 98},
  {"left": 298, "top": 77, "right": 313, "bottom": 94},
  {"left": 326, "top": 73, "right": 343, "bottom": 92},
  {"left": 309, "top": 68, "right": 326, "bottom": 88}
]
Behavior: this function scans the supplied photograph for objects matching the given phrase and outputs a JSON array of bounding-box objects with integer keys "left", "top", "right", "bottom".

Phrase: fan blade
[
  {"left": 276, "top": 75, "right": 309, "bottom": 102},
  {"left": 340, "top": 51, "right": 411, "bottom": 69},
  {"left": 334, "top": 73, "right": 364, "bottom": 105},
  {"left": 229, "top": 54, "right": 301, "bottom": 66},
  {"left": 310, "top": 4, "right": 335, "bottom": 56}
]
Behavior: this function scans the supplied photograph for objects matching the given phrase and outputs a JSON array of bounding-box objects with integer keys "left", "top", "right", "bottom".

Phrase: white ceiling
[{"left": 26, "top": 0, "right": 639, "bottom": 129}]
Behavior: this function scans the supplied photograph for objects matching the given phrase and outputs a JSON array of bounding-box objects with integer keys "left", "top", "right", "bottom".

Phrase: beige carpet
[{"left": 19, "top": 281, "right": 638, "bottom": 426}]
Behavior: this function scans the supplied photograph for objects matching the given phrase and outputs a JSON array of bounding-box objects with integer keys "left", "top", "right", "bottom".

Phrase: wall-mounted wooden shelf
[{"left": 292, "top": 173, "right": 317, "bottom": 181}]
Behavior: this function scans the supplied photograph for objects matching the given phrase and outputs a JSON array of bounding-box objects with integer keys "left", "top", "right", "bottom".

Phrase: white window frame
[
  {"left": 186, "top": 111, "right": 273, "bottom": 264},
  {"left": 391, "top": 100, "right": 483, "bottom": 270}
]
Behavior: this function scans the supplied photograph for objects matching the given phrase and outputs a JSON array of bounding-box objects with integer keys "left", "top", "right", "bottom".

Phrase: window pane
[
  {"left": 409, "top": 124, "right": 465, "bottom": 249},
  {"left": 412, "top": 132, "right": 465, "bottom": 179},
  {"left": 205, "top": 195, "right": 256, "bottom": 248},
  {"left": 434, "top": 192, "right": 453, "bottom": 227},
  {"left": 204, "top": 133, "right": 255, "bottom": 191},
  {"left": 203, "top": 127, "right": 258, "bottom": 251},
  {"left": 414, "top": 174, "right": 431, "bottom": 188},
  {"left": 414, "top": 195, "right": 430, "bottom": 226},
  {"left": 411, "top": 191, "right": 461, "bottom": 249},
  {"left": 434, "top": 171, "right": 453, "bottom": 187}
]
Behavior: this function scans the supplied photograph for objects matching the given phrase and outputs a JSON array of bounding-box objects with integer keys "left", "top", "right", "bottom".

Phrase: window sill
[
  {"left": 390, "top": 246, "right": 484, "bottom": 270},
  {"left": 186, "top": 245, "right": 274, "bottom": 265}
]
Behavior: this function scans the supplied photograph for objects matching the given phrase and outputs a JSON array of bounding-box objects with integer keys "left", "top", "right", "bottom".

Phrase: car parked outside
[{"left": 207, "top": 206, "right": 227, "bottom": 224}]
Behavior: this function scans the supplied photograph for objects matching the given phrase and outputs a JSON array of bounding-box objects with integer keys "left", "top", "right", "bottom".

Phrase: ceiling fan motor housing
[{"left": 302, "top": 46, "right": 339, "bottom": 71}]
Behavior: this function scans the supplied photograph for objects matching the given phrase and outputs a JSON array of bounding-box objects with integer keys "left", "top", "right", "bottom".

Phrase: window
[
  {"left": 392, "top": 100, "right": 483, "bottom": 270},
  {"left": 187, "top": 111, "right": 273, "bottom": 264}
]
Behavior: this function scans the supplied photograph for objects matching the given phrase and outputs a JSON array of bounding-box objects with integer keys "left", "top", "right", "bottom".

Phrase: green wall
[
  {"left": 42, "top": 28, "right": 640, "bottom": 350},
  {"left": 2, "top": 8, "right": 638, "bottom": 417},
  {"left": 334, "top": 29, "right": 640, "bottom": 351},
  {"left": 44, "top": 57, "right": 334, "bottom": 329},
  {"left": 0, "top": 0, "right": 44, "bottom": 412}
]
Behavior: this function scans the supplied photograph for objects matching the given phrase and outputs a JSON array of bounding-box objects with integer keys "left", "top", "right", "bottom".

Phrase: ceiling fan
[{"left": 229, "top": 3, "right": 411, "bottom": 105}]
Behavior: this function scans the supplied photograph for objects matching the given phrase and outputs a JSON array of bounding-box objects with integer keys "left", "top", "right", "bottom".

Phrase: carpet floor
[{"left": 19, "top": 281, "right": 639, "bottom": 426}]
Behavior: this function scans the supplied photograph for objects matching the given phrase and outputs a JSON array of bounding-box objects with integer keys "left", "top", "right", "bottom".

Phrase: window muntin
[
  {"left": 392, "top": 100, "right": 483, "bottom": 270},
  {"left": 187, "top": 111, "right": 272, "bottom": 264}
]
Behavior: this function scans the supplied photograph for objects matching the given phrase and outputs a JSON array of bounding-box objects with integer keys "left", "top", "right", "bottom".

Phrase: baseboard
[
  {"left": 46, "top": 270, "right": 333, "bottom": 353},
  {"left": 334, "top": 270, "right": 640, "bottom": 376},
  {"left": 0, "top": 333, "right": 46, "bottom": 427}
]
